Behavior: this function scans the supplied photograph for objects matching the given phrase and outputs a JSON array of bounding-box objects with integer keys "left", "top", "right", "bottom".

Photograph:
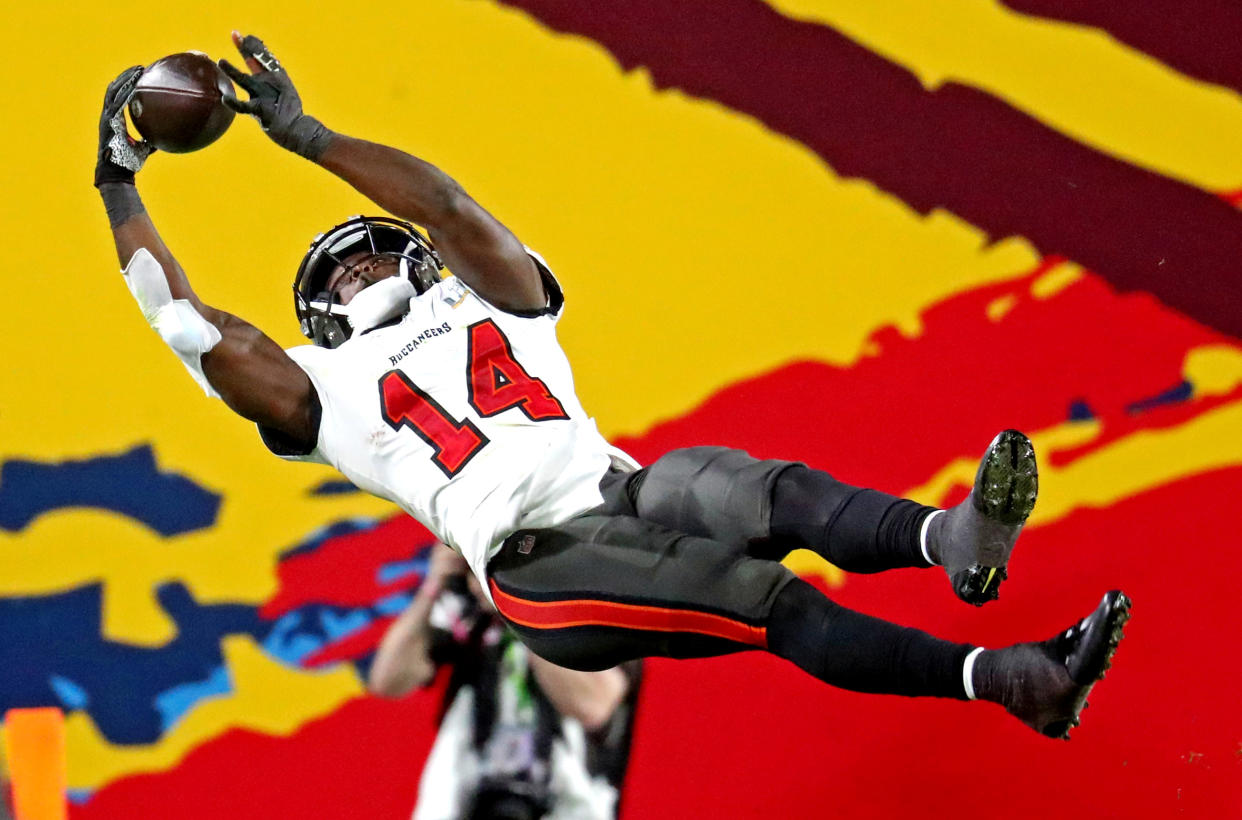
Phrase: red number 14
[{"left": 378, "top": 319, "right": 567, "bottom": 477}]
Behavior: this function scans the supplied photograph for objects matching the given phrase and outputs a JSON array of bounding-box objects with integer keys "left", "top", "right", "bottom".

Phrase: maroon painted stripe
[
  {"left": 501, "top": 0, "right": 1242, "bottom": 340},
  {"left": 1003, "top": 0, "right": 1242, "bottom": 97}
]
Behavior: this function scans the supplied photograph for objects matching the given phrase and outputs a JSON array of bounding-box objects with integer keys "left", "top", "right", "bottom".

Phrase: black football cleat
[
  {"left": 974, "top": 590, "right": 1132, "bottom": 739},
  {"left": 930, "top": 429, "right": 1038, "bottom": 605}
]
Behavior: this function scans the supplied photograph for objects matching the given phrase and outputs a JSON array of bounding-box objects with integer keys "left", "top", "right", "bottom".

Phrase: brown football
[{"left": 128, "top": 52, "right": 235, "bottom": 153}]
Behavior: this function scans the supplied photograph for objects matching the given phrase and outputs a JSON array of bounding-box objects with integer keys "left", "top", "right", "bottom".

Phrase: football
[{"left": 128, "top": 52, "right": 235, "bottom": 153}]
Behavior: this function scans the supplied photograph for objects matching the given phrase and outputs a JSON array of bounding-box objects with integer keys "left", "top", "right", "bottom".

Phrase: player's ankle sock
[
  {"left": 766, "top": 578, "right": 973, "bottom": 698},
  {"left": 920, "top": 510, "right": 945, "bottom": 565},
  {"left": 961, "top": 646, "right": 985, "bottom": 699},
  {"left": 770, "top": 466, "right": 938, "bottom": 572}
]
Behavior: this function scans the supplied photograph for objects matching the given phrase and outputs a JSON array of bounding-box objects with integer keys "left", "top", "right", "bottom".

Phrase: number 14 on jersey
[{"left": 379, "top": 319, "right": 568, "bottom": 477}]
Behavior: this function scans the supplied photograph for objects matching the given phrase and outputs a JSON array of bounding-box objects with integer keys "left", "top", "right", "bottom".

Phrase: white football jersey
[{"left": 262, "top": 256, "right": 636, "bottom": 592}]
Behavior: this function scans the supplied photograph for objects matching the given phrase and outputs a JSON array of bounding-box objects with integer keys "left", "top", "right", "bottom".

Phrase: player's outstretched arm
[
  {"left": 96, "top": 68, "right": 318, "bottom": 447},
  {"left": 220, "top": 32, "right": 546, "bottom": 314}
]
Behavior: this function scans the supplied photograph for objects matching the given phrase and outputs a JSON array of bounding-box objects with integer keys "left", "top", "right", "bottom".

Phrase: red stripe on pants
[{"left": 489, "top": 578, "right": 767, "bottom": 648}]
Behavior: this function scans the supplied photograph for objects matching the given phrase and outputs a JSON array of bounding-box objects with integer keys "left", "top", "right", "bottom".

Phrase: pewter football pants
[{"left": 486, "top": 447, "right": 973, "bottom": 698}]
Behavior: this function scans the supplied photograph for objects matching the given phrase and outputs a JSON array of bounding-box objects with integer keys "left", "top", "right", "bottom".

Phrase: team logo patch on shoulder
[{"left": 388, "top": 322, "right": 453, "bottom": 366}]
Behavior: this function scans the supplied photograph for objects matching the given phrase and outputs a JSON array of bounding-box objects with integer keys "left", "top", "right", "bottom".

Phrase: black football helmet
[{"left": 294, "top": 216, "right": 443, "bottom": 348}]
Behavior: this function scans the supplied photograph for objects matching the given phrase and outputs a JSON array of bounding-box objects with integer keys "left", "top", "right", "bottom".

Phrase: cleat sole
[
  {"left": 973, "top": 429, "right": 1039, "bottom": 526},
  {"left": 953, "top": 430, "right": 1038, "bottom": 605},
  {"left": 1043, "top": 591, "right": 1132, "bottom": 740}
]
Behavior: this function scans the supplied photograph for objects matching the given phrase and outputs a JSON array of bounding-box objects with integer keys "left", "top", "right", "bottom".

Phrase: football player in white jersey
[{"left": 95, "top": 33, "right": 1131, "bottom": 741}]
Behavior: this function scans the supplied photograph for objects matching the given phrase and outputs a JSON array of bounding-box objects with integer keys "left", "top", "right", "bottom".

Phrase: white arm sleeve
[{"left": 122, "top": 248, "right": 223, "bottom": 398}]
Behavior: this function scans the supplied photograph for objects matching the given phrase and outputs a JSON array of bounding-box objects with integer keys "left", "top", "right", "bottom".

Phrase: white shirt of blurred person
[{"left": 370, "top": 544, "right": 639, "bottom": 820}]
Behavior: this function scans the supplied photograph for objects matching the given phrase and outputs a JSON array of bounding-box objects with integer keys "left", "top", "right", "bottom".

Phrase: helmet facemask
[{"left": 294, "top": 216, "right": 442, "bottom": 348}]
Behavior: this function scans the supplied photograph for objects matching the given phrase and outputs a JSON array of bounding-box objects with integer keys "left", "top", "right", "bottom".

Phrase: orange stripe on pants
[{"left": 490, "top": 578, "right": 767, "bottom": 647}]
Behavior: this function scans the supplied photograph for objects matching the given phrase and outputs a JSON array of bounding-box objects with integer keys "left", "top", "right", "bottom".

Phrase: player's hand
[
  {"left": 219, "top": 32, "right": 334, "bottom": 160},
  {"left": 96, "top": 66, "right": 156, "bottom": 187}
]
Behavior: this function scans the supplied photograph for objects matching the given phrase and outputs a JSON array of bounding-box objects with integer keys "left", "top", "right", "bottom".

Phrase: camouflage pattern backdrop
[{"left": 2, "top": 1, "right": 1239, "bottom": 816}]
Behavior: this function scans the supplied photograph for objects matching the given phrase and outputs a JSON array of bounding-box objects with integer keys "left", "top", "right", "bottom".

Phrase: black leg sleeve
[
  {"left": 766, "top": 578, "right": 972, "bottom": 699},
  {"left": 770, "top": 465, "right": 936, "bottom": 572}
]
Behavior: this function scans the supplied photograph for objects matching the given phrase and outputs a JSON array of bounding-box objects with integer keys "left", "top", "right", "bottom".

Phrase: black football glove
[
  {"left": 96, "top": 66, "right": 156, "bottom": 187},
  {"left": 219, "top": 34, "right": 334, "bottom": 160}
]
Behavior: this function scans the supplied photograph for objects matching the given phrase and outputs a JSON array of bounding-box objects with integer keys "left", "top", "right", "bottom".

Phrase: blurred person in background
[{"left": 369, "top": 544, "right": 640, "bottom": 820}]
